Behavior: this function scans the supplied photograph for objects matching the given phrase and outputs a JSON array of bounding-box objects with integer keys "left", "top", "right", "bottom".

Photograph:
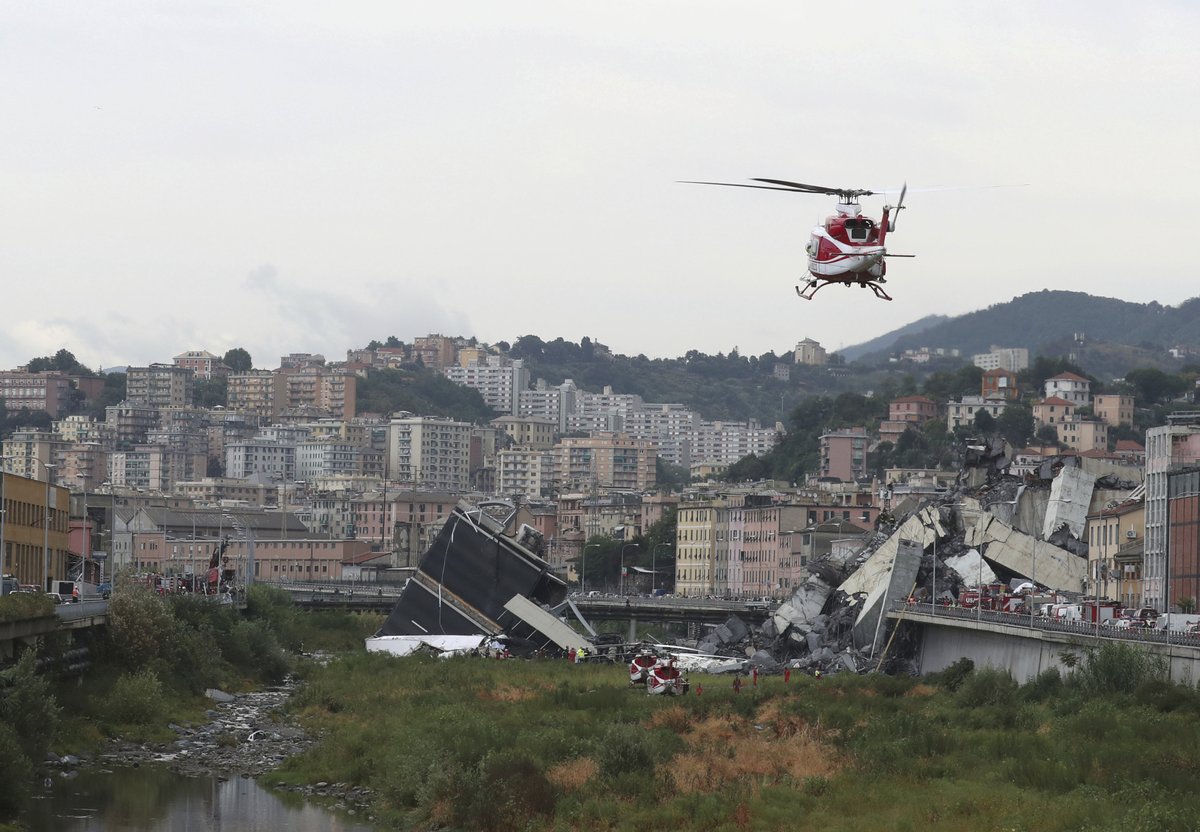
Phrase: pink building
[
  {"left": 818, "top": 427, "right": 868, "bottom": 482},
  {"left": 888, "top": 395, "right": 937, "bottom": 423}
]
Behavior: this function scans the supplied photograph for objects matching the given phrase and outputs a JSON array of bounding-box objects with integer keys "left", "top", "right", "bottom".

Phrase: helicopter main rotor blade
[
  {"left": 751, "top": 178, "right": 875, "bottom": 198},
  {"left": 678, "top": 180, "right": 832, "bottom": 194}
]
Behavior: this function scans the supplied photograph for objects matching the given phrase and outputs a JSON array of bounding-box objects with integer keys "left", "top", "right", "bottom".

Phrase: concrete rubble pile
[{"left": 667, "top": 438, "right": 1144, "bottom": 678}]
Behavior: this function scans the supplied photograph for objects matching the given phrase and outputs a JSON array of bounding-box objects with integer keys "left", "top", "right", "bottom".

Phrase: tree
[
  {"left": 1125, "top": 368, "right": 1189, "bottom": 405},
  {"left": 973, "top": 409, "right": 996, "bottom": 433},
  {"left": 723, "top": 454, "right": 769, "bottom": 482},
  {"left": 223, "top": 347, "right": 252, "bottom": 372},
  {"left": 996, "top": 401, "right": 1035, "bottom": 448},
  {"left": 193, "top": 376, "right": 228, "bottom": 408}
]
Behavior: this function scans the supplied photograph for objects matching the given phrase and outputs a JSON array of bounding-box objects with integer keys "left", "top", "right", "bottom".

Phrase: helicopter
[{"left": 682, "top": 178, "right": 910, "bottom": 301}]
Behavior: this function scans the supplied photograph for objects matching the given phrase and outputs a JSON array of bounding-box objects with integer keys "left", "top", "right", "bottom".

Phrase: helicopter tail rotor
[{"left": 886, "top": 182, "right": 907, "bottom": 232}]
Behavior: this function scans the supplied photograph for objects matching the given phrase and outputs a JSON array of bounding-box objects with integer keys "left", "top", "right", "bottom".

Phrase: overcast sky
[{"left": 3, "top": 2, "right": 1199, "bottom": 372}]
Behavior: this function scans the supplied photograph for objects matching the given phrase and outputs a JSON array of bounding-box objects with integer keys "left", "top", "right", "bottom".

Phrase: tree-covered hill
[
  {"left": 355, "top": 368, "right": 495, "bottom": 423},
  {"left": 846, "top": 291, "right": 1200, "bottom": 376}
]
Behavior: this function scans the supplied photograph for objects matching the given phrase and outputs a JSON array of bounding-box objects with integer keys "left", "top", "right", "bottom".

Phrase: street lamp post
[
  {"left": 620, "top": 543, "right": 639, "bottom": 596},
  {"left": 43, "top": 463, "right": 57, "bottom": 592},
  {"left": 583, "top": 543, "right": 601, "bottom": 595},
  {"left": 654, "top": 543, "right": 673, "bottom": 594}
]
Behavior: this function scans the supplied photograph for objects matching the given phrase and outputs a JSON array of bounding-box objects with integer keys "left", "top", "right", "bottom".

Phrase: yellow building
[{"left": 0, "top": 471, "right": 71, "bottom": 590}]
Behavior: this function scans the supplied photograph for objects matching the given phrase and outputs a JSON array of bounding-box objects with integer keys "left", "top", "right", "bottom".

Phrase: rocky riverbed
[{"left": 48, "top": 677, "right": 377, "bottom": 817}]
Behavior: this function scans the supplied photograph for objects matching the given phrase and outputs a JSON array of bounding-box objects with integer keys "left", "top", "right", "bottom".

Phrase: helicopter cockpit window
[{"left": 844, "top": 218, "right": 872, "bottom": 242}]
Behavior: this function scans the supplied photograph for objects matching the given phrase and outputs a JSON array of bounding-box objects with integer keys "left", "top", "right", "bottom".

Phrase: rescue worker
[{"left": 71, "top": 584, "right": 80, "bottom": 603}]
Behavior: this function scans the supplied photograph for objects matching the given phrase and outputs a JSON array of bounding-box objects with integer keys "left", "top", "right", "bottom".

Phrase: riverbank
[
  {"left": 269, "top": 646, "right": 1200, "bottom": 832},
  {"left": 49, "top": 673, "right": 379, "bottom": 823}
]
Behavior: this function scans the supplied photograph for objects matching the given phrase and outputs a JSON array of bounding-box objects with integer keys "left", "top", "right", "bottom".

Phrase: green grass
[{"left": 275, "top": 645, "right": 1200, "bottom": 831}]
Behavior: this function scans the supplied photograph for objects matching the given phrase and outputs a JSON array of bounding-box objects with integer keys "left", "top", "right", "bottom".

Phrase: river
[{"left": 21, "top": 765, "right": 377, "bottom": 832}]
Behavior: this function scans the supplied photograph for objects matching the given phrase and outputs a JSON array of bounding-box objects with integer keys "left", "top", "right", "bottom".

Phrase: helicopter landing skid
[{"left": 796, "top": 279, "right": 893, "bottom": 302}]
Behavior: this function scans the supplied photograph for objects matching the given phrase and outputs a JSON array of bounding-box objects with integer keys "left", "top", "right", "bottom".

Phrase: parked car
[
  {"left": 46, "top": 593, "right": 66, "bottom": 605},
  {"left": 97, "top": 582, "right": 112, "bottom": 599}
]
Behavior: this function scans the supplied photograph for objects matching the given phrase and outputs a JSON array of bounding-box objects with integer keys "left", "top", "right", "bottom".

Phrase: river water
[{"left": 22, "top": 765, "right": 377, "bottom": 832}]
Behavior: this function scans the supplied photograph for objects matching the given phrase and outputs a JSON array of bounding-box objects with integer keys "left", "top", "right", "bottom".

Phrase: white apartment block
[
  {"left": 386, "top": 415, "right": 473, "bottom": 492},
  {"left": 1044, "top": 372, "right": 1091, "bottom": 406},
  {"left": 443, "top": 357, "right": 529, "bottom": 416},
  {"left": 946, "top": 396, "right": 1010, "bottom": 429},
  {"left": 109, "top": 445, "right": 202, "bottom": 492},
  {"left": 225, "top": 439, "right": 297, "bottom": 482},
  {"left": 690, "top": 420, "right": 780, "bottom": 466},
  {"left": 518, "top": 379, "right": 578, "bottom": 433},
  {"left": 296, "top": 440, "right": 361, "bottom": 480},
  {"left": 972, "top": 346, "right": 1029, "bottom": 372},
  {"left": 496, "top": 448, "right": 554, "bottom": 498}
]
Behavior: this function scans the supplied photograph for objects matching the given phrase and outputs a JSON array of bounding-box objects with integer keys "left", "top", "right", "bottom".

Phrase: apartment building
[
  {"left": 412, "top": 335, "right": 456, "bottom": 370},
  {"left": 971, "top": 346, "right": 1029, "bottom": 372},
  {"left": 1144, "top": 414, "right": 1200, "bottom": 610},
  {"left": 496, "top": 448, "right": 554, "bottom": 498},
  {"left": 551, "top": 433, "right": 657, "bottom": 493},
  {"left": 981, "top": 369, "right": 1019, "bottom": 400},
  {"left": 1033, "top": 397, "right": 1076, "bottom": 427},
  {"left": 818, "top": 427, "right": 868, "bottom": 482},
  {"left": 173, "top": 350, "right": 228, "bottom": 380},
  {"left": 1056, "top": 418, "right": 1109, "bottom": 453},
  {"left": 296, "top": 440, "right": 361, "bottom": 480},
  {"left": 0, "top": 471, "right": 70, "bottom": 588},
  {"left": 0, "top": 370, "right": 77, "bottom": 417},
  {"left": 2, "top": 429, "right": 64, "bottom": 481},
  {"left": 518, "top": 379, "right": 578, "bottom": 433},
  {"left": 385, "top": 415, "right": 473, "bottom": 492},
  {"left": 675, "top": 499, "right": 723, "bottom": 597},
  {"left": 1086, "top": 498, "right": 1144, "bottom": 607},
  {"left": 1044, "top": 372, "right": 1091, "bottom": 406},
  {"left": 126, "top": 364, "right": 195, "bottom": 408},
  {"left": 946, "top": 396, "right": 1009, "bottom": 430},
  {"left": 491, "top": 415, "right": 557, "bottom": 449},
  {"left": 1094, "top": 394, "right": 1135, "bottom": 428},
  {"left": 227, "top": 371, "right": 285, "bottom": 420},
  {"left": 279, "top": 366, "right": 357, "bottom": 420},
  {"left": 443, "top": 356, "right": 529, "bottom": 416},
  {"left": 224, "top": 439, "right": 297, "bottom": 482}
]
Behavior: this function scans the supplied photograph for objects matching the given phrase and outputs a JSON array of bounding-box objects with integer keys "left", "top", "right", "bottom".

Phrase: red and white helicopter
[{"left": 682, "top": 178, "right": 910, "bottom": 301}]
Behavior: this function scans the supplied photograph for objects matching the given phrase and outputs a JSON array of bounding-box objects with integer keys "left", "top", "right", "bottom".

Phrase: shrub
[
  {"left": 0, "top": 592, "right": 54, "bottom": 623},
  {"left": 927, "top": 657, "right": 974, "bottom": 691},
  {"left": 1073, "top": 642, "right": 1166, "bottom": 695},
  {"left": 106, "top": 587, "right": 174, "bottom": 669},
  {"left": 0, "top": 722, "right": 34, "bottom": 814},
  {"left": 225, "top": 620, "right": 291, "bottom": 683},
  {"left": 595, "top": 723, "right": 662, "bottom": 779},
  {"left": 954, "top": 666, "right": 1017, "bottom": 708},
  {"left": 103, "top": 669, "right": 167, "bottom": 727},
  {"left": 0, "top": 651, "right": 60, "bottom": 762}
]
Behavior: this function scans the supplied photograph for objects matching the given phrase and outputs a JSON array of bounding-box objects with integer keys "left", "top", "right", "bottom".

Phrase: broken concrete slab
[
  {"left": 839, "top": 505, "right": 942, "bottom": 649},
  {"left": 1042, "top": 466, "right": 1095, "bottom": 541},
  {"left": 943, "top": 548, "right": 997, "bottom": 588},
  {"left": 965, "top": 512, "right": 1085, "bottom": 592},
  {"left": 771, "top": 575, "right": 833, "bottom": 635},
  {"left": 851, "top": 538, "right": 923, "bottom": 650}
]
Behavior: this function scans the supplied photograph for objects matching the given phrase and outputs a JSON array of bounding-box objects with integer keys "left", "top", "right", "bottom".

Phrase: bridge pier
[{"left": 627, "top": 617, "right": 637, "bottom": 643}]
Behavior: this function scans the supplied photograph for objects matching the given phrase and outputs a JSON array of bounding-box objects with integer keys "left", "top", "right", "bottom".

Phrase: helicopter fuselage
[{"left": 806, "top": 202, "right": 888, "bottom": 280}]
